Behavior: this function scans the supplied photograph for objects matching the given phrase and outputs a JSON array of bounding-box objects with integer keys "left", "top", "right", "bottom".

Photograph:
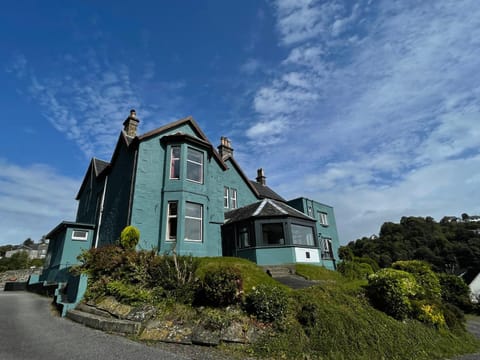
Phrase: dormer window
[
  {"left": 170, "top": 146, "right": 181, "bottom": 179},
  {"left": 187, "top": 147, "right": 203, "bottom": 183}
]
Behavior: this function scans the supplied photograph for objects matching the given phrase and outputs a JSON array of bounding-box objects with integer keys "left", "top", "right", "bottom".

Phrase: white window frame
[
  {"left": 230, "top": 188, "right": 237, "bottom": 209},
  {"left": 170, "top": 146, "right": 181, "bottom": 179},
  {"left": 166, "top": 201, "right": 178, "bottom": 242},
  {"left": 224, "top": 187, "right": 229, "bottom": 208},
  {"left": 72, "top": 230, "right": 88, "bottom": 241},
  {"left": 186, "top": 147, "right": 203, "bottom": 183},
  {"left": 319, "top": 211, "right": 329, "bottom": 226},
  {"left": 184, "top": 202, "right": 203, "bottom": 242}
]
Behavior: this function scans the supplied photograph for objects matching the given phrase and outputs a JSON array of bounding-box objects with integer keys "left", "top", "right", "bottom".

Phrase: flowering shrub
[
  {"left": 413, "top": 301, "right": 446, "bottom": 327},
  {"left": 245, "top": 284, "right": 288, "bottom": 322},
  {"left": 392, "top": 260, "right": 441, "bottom": 301},
  {"left": 365, "top": 268, "right": 419, "bottom": 320}
]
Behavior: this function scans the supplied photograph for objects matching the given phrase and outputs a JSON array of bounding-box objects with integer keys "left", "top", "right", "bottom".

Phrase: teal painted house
[{"left": 37, "top": 110, "right": 340, "bottom": 312}]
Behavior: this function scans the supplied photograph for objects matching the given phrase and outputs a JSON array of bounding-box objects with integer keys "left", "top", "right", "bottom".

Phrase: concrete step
[
  {"left": 262, "top": 265, "right": 294, "bottom": 277},
  {"left": 67, "top": 309, "right": 141, "bottom": 335}
]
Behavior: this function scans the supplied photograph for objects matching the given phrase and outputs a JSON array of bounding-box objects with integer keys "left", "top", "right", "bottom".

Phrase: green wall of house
[
  {"left": 288, "top": 197, "right": 340, "bottom": 269},
  {"left": 42, "top": 223, "right": 94, "bottom": 283},
  {"left": 130, "top": 122, "right": 258, "bottom": 257}
]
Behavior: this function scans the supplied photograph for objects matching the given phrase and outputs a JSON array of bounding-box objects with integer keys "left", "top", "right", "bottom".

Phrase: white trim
[
  {"left": 72, "top": 230, "right": 89, "bottom": 241},
  {"left": 94, "top": 175, "right": 108, "bottom": 248}
]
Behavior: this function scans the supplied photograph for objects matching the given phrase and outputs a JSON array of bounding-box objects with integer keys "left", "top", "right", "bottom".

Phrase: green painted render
[
  {"left": 288, "top": 197, "right": 340, "bottom": 269},
  {"left": 41, "top": 222, "right": 95, "bottom": 284},
  {"left": 130, "top": 121, "right": 258, "bottom": 257}
]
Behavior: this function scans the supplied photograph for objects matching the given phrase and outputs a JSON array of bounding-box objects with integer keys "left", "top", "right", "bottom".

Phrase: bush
[
  {"left": 338, "top": 261, "right": 374, "bottom": 280},
  {"left": 120, "top": 226, "right": 140, "bottom": 250},
  {"left": 441, "top": 303, "right": 466, "bottom": 330},
  {"left": 200, "top": 266, "right": 243, "bottom": 307},
  {"left": 245, "top": 284, "right": 288, "bottom": 322},
  {"left": 365, "top": 268, "right": 419, "bottom": 320},
  {"left": 392, "top": 260, "right": 441, "bottom": 301},
  {"left": 106, "top": 280, "right": 153, "bottom": 305},
  {"left": 438, "top": 273, "right": 472, "bottom": 312},
  {"left": 412, "top": 300, "right": 446, "bottom": 327}
]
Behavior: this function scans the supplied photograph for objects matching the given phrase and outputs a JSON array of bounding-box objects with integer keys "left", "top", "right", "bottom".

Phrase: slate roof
[
  {"left": 225, "top": 198, "right": 314, "bottom": 224},
  {"left": 249, "top": 181, "right": 286, "bottom": 202},
  {"left": 93, "top": 158, "right": 109, "bottom": 176}
]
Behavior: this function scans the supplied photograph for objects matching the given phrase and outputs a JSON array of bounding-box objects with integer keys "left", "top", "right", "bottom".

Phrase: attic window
[{"left": 72, "top": 230, "right": 88, "bottom": 241}]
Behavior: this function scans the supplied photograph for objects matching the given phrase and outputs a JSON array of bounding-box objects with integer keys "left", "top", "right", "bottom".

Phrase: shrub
[
  {"left": 438, "top": 273, "right": 472, "bottom": 312},
  {"left": 412, "top": 300, "right": 446, "bottom": 327},
  {"left": 365, "top": 268, "right": 419, "bottom": 320},
  {"left": 199, "top": 266, "right": 243, "bottom": 307},
  {"left": 120, "top": 225, "right": 140, "bottom": 250},
  {"left": 441, "top": 303, "right": 466, "bottom": 330},
  {"left": 74, "top": 245, "right": 126, "bottom": 279},
  {"left": 106, "top": 280, "right": 153, "bottom": 305},
  {"left": 392, "top": 260, "right": 441, "bottom": 301},
  {"left": 338, "top": 261, "right": 374, "bottom": 280},
  {"left": 245, "top": 284, "right": 288, "bottom": 322}
]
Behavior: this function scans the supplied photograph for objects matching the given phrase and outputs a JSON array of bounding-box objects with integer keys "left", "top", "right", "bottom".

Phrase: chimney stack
[
  {"left": 217, "top": 136, "right": 233, "bottom": 159},
  {"left": 123, "top": 109, "right": 140, "bottom": 137},
  {"left": 256, "top": 168, "right": 266, "bottom": 185}
]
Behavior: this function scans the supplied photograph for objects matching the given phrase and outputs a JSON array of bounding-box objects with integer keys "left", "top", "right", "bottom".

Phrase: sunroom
[{"left": 222, "top": 199, "right": 320, "bottom": 266}]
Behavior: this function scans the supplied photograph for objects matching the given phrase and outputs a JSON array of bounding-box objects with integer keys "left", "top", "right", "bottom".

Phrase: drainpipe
[{"left": 94, "top": 175, "right": 108, "bottom": 248}]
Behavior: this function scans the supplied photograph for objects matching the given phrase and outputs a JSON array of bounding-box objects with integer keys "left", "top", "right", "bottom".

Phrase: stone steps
[
  {"left": 262, "top": 265, "right": 294, "bottom": 277},
  {"left": 66, "top": 309, "right": 141, "bottom": 335}
]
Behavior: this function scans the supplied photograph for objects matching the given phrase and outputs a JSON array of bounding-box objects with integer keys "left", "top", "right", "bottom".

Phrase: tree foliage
[{"left": 346, "top": 216, "right": 480, "bottom": 278}]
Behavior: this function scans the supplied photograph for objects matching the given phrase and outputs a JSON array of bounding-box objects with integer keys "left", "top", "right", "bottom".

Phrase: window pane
[
  {"left": 292, "top": 224, "right": 315, "bottom": 246},
  {"left": 187, "top": 162, "right": 202, "bottom": 182},
  {"left": 185, "top": 218, "right": 202, "bottom": 241},
  {"left": 185, "top": 202, "right": 202, "bottom": 242},
  {"left": 187, "top": 148, "right": 203, "bottom": 182},
  {"left": 187, "top": 148, "right": 203, "bottom": 163},
  {"left": 261, "top": 223, "right": 285, "bottom": 246},
  {"left": 185, "top": 202, "right": 202, "bottom": 217},
  {"left": 224, "top": 187, "right": 229, "bottom": 208},
  {"left": 170, "top": 146, "right": 180, "bottom": 179},
  {"left": 167, "top": 202, "right": 178, "bottom": 241}
]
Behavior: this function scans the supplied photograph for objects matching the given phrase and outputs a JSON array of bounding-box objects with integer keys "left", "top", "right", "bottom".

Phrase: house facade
[{"left": 37, "top": 111, "right": 340, "bottom": 312}]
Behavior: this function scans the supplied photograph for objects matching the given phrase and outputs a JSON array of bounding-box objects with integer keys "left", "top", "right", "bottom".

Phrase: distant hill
[{"left": 345, "top": 215, "right": 480, "bottom": 282}]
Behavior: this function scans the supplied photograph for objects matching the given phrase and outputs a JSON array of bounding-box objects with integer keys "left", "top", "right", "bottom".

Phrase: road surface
[{"left": 0, "top": 291, "right": 189, "bottom": 360}]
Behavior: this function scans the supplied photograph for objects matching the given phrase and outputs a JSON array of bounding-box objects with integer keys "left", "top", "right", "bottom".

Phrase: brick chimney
[
  {"left": 123, "top": 109, "right": 139, "bottom": 137},
  {"left": 217, "top": 136, "right": 233, "bottom": 159},
  {"left": 256, "top": 168, "right": 266, "bottom": 185}
]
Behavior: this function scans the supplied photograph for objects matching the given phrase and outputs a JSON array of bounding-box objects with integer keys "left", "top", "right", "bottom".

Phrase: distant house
[
  {"left": 35, "top": 111, "right": 341, "bottom": 313},
  {"left": 5, "top": 242, "right": 48, "bottom": 260}
]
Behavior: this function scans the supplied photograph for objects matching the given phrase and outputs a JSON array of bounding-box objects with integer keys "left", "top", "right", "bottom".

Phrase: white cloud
[
  {"left": 0, "top": 159, "right": 79, "bottom": 245},
  {"left": 244, "top": 0, "right": 480, "bottom": 243}
]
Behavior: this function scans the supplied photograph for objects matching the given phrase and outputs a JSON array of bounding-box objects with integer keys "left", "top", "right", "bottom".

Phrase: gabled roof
[
  {"left": 138, "top": 116, "right": 228, "bottom": 171},
  {"left": 75, "top": 158, "right": 110, "bottom": 200},
  {"left": 138, "top": 115, "right": 209, "bottom": 142},
  {"left": 225, "top": 198, "right": 314, "bottom": 224},
  {"left": 249, "top": 181, "right": 286, "bottom": 202}
]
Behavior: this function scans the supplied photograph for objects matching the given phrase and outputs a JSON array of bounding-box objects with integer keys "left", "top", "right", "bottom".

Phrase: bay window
[{"left": 185, "top": 202, "right": 203, "bottom": 242}]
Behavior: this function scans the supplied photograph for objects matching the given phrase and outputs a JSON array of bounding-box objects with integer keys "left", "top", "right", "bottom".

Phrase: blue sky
[{"left": 1, "top": 0, "right": 480, "bottom": 246}]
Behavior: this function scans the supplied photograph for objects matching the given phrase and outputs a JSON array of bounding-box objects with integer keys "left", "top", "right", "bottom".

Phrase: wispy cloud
[
  {"left": 244, "top": 0, "right": 480, "bottom": 242},
  {"left": 0, "top": 159, "right": 78, "bottom": 244},
  {"left": 7, "top": 46, "right": 185, "bottom": 161}
]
